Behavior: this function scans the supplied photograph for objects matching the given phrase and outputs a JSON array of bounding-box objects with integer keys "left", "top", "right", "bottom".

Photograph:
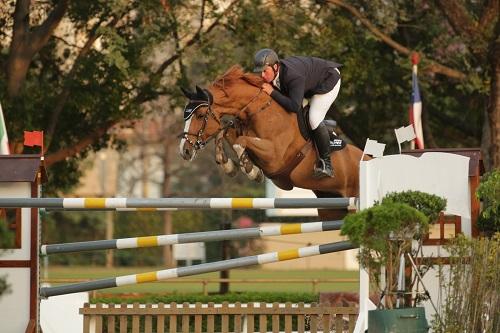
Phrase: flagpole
[
  {"left": 410, "top": 60, "right": 418, "bottom": 150},
  {"left": 410, "top": 52, "right": 424, "bottom": 149},
  {"left": 0, "top": 101, "right": 9, "bottom": 155}
]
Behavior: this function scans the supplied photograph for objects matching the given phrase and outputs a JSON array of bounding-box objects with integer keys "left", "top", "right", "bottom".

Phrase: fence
[{"left": 80, "top": 302, "right": 358, "bottom": 333}]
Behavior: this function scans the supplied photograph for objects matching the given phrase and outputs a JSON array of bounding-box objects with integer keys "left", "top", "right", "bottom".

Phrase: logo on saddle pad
[
  {"left": 329, "top": 136, "right": 346, "bottom": 152},
  {"left": 332, "top": 139, "right": 343, "bottom": 146}
]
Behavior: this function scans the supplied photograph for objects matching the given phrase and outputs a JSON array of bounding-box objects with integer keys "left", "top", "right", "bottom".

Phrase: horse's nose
[{"left": 183, "top": 148, "right": 191, "bottom": 158}]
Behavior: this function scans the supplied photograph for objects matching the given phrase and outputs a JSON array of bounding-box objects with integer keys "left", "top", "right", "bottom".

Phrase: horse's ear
[
  {"left": 195, "top": 85, "right": 205, "bottom": 99},
  {"left": 204, "top": 89, "right": 213, "bottom": 105},
  {"left": 180, "top": 87, "right": 195, "bottom": 99}
]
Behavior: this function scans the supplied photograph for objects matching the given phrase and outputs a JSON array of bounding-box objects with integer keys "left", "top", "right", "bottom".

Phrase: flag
[
  {"left": 24, "top": 131, "right": 44, "bottom": 147},
  {"left": 409, "top": 53, "right": 424, "bottom": 149},
  {"left": 394, "top": 125, "right": 416, "bottom": 145},
  {"left": 394, "top": 125, "right": 416, "bottom": 153},
  {"left": 0, "top": 101, "right": 9, "bottom": 155},
  {"left": 362, "top": 138, "right": 385, "bottom": 158}
]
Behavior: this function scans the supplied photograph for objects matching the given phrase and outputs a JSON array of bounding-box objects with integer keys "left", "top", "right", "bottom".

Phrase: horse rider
[{"left": 252, "top": 48, "right": 342, "bottom": 178}]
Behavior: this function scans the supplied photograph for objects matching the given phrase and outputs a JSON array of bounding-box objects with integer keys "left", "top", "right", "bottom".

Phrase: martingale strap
[{"left": 265, "top": 140, "right": 314, "bottom": 190}]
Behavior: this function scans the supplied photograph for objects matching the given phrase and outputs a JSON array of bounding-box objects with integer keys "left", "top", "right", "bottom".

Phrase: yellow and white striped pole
[
  {"left": 0, "top": 197, "right": 357, "bottom": 210},
  {"left": 40, "top": 241, "right": 356, "bottom": 298},
  {"left": 40, "top": 220, "right": 344, "bottom": 255}
]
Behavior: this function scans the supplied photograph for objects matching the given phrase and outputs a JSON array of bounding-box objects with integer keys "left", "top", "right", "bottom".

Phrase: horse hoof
[
  {"left": 224, "top": 159, "right": 238, "bottom": 177},
  {"left": 255, "top": 170, "right": 265, "bottom": 183}
]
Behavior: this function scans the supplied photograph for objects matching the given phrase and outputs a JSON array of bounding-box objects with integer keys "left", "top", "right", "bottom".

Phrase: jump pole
[
  {"left": 0, "top": 197, "right": 357, "bottom": 210},
  {"left": 40, "top": 241, "right": 356, "bottom": 298},
  {"left": 41, "top": 220, "right": 344, "bottom": 255}
]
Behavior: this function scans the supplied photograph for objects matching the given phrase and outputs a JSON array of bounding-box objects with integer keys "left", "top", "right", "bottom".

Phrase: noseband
[{"left": 181, "top": 88, "right": 272, "bottom": 151}]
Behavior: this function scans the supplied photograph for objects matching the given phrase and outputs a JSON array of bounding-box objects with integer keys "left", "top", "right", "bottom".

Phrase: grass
[{"left": 42, "top": 266, "right": 359, "bottom": 294}]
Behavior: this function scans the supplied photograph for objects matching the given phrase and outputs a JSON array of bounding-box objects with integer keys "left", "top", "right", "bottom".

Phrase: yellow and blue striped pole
[
  {"left": 40, "top": 220, "right": 344, "bottom": 255},
  {"left": 39, "top": 241, "right": 356, "bottom": 298}
]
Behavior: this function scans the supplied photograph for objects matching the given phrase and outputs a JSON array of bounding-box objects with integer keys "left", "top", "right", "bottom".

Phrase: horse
[{"left": 179, "top": 65, "right": 366, "bottom": 219}]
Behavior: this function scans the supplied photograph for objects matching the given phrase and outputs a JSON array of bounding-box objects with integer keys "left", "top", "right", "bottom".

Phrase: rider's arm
[{"left": 270, "top": 76, "right": 305, "bottom": 114}]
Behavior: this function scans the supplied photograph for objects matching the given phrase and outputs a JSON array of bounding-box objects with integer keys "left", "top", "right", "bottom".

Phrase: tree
[
  {"left": 0, "top": 0, "right": 241, "bottom": 191},
  {"left": 323, "top": 0, "right": 499, "bottom": 169},
  {"left": 1, "top": 0, "right": 497, "bottom": 194}
]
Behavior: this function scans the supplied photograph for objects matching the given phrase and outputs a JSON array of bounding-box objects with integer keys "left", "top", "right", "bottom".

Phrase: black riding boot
[{"left": 312, "top": 123, "right": 334, "bottom": 178}]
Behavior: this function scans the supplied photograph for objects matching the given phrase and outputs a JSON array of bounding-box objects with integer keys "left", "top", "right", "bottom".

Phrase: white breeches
[{"left": 308, "top": 74, "right": 341, "bottom": 130}]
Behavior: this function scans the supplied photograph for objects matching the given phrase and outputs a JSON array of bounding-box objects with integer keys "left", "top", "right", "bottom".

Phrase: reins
[{"left": 181, "top": 86, "right": 273, "bottom": 150}]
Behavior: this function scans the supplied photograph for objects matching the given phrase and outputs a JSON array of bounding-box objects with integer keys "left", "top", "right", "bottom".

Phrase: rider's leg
[
  {"left": 309, "top": 76, "right": 341, "bottom": 178},
  {"left": 311, "top": 122, "right": 334, "bottom": 177}
]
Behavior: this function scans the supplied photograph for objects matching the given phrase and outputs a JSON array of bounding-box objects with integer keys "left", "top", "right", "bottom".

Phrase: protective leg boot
[{"left": 312, "top": 123, "right": 334, "bottom": 178}]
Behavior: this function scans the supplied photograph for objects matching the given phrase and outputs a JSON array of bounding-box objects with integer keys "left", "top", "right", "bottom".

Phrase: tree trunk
[
  {"left": 6, "top": 49, "right": 32, "bottom": 97},
  {"left": 162, "top": 138, "right": 175, "bottom": 267},
  {"left": 6, "top": 0, "right": 69, "bottom": 97},
  {"left": 487, "top": 20, "right": 500, "bottom": 170},
  {"left": 163, "top": 211, "right": 174, "bottom": 267},
  {"left": 219, "top": 219, "right": 231, "bottom": 294}
]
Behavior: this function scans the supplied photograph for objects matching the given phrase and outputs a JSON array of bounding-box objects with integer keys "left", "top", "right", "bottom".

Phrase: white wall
[{"left": 0, "top": 182, "right": 33, "bottom": 333}]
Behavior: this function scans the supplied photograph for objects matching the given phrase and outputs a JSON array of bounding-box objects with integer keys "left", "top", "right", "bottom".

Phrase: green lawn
[{"left": 42, "top": 266, "right": 359, "bottom": 294}]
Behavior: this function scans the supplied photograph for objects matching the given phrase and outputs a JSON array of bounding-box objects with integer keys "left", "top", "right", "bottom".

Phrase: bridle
[
  {"left": 179, "top": 99, "right": 222, "bottom": 150},
  {"left": 180, "top": 87, "right": 272, "bottom": 151}
]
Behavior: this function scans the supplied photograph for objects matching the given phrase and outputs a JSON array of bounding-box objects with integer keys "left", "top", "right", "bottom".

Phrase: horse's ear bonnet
[
  {"left": 195, "top": 85, "right": 213, "bottom": 105},
  {"left": 182, "top": 86, "right": 213, "bottom": 120}
]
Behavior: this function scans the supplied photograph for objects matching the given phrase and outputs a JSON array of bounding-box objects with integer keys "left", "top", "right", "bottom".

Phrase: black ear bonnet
[{"left": 181, "top": 86, "right": 214, "bottom": 120}]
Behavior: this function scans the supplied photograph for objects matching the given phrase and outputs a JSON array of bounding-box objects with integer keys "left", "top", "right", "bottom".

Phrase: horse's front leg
[
  {"left": 215, "top": 131, "right": 238, "bottom": 177},
  {"left": 218, "top": 130, "right": 264, "bottom": 183},
  {"left": 233, "top": 136, "right": 276, "bottom": 183}
]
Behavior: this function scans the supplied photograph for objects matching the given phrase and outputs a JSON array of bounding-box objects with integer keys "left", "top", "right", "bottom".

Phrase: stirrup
[{"left": 313, "top": 159, "right": 334, "bottom": 178}]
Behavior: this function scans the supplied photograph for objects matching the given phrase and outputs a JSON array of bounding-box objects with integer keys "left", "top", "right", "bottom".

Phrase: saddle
[
  {"left": 265, "top": 106, "right": 347, "bottom": 190},
  {"left": 297, "top": 105, "right": 346, "bottom": 152}
]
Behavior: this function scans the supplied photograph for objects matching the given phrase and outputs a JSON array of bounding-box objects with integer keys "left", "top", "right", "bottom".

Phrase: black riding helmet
[{"left": 253, "top": 48, "right": 279, "bottom": 73}]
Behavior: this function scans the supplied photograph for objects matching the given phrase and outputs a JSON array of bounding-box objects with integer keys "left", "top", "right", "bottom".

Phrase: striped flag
[
  {"left": 409, "top": 53, "right": 424, "bottom": 149},
  {"left": 0, "top": 101, "right": 9, "bottom": 155}
]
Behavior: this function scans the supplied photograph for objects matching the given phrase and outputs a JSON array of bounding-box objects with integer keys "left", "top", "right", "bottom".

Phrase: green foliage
[
  {"left": 476, "top": 169, "right": 500, "bottom": 236},
  {"left": 92, "top": 291, "right": 318, "bottom": 304},
  {"left": 0, "top": 0, "right": 493, "bottom": 192},
  {"left": 0, "top": 275, "right": 11, "bottom": 299},
  {"left": 0, "top": 216, "right": 13, "bottom": 248},
  {"left": 341, "top": 195, "right": 431, "bottom": 308},
  {"left": 381, "top": 190, "right": 447, "bottom": 224},
  {"left": 341, "top": 202, "right": 428, "bottom": 266},
  {"left": 0, "top": 216, "right": 13, "bottom": 298},
  {"left": 432, "top": 234, "right": 499, "bottom": 333}
]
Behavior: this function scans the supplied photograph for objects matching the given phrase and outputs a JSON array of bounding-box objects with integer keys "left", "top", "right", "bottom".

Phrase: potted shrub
[
  {"left": 341, "top": 191, "right": 446, "bottom": 332},
  {"left": 476, "top": 169, "right": 499, "bottom": 237}
]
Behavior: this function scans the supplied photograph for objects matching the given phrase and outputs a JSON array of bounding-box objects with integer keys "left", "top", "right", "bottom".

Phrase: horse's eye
[{"left": 196, "top": 113, "right": 205, "bottom": 119}]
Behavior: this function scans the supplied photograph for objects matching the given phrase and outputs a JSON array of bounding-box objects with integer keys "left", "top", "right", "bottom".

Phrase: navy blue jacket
[{"left": 270, "top": 56, "right": 341, "bottom": 114}]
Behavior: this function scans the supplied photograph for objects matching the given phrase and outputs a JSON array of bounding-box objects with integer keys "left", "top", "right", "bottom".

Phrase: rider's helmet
[{"left": 253, "top": 48, "right": 279, "bottom": 73}]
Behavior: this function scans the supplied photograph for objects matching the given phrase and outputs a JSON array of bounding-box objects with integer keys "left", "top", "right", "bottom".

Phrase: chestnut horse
[{"left": 179, "top": 65, "right": 364, "bottom": 218}]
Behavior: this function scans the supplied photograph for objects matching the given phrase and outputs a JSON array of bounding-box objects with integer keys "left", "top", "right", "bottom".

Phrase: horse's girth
[{"left": 264, "top": 140, "right": 314, "bottom": 190}]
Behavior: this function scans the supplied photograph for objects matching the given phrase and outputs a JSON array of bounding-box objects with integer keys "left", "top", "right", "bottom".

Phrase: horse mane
[{"left": 212, "top": 65, "right": 263, "bottom": 94}]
